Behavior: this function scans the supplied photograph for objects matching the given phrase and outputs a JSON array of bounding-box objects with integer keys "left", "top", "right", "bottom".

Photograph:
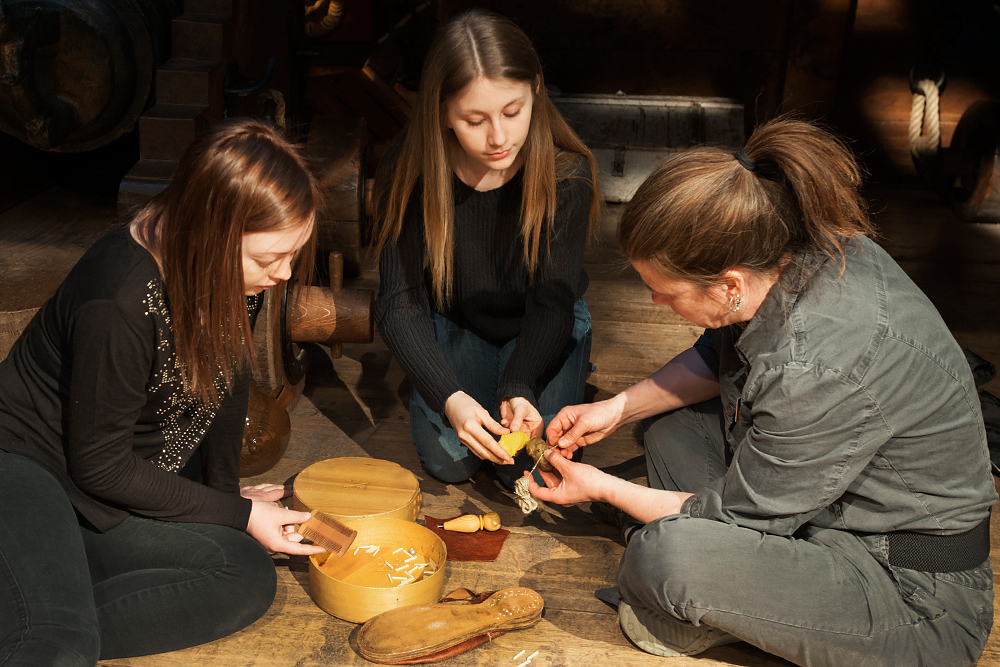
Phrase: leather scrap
[
  {"left": 423, "top": 515, "right": 509, "bottom": 561},
  {"left": 356, "top": 587, "right": 544, "bottom": 664}
]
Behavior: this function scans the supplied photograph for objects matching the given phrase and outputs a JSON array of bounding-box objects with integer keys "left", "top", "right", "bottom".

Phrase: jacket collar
[{"left": 734, "top": 249, "right": 830, "bottom": 361}]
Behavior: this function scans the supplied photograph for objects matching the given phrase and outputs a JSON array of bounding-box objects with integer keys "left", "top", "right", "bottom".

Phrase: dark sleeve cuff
[
  {"left": 693, "top": 328, "right": 720, "bottom": 376},
  {"left": 423, "top": 380, "right": 466, "bottom": 416},
  {"left": 497, "top": 381, "right": 538, "bottom": 412},
  {"left": 232, "top": 495, "right": 253, "bottom": 531}
]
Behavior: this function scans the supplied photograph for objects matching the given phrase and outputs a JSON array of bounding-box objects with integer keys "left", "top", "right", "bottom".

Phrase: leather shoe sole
[{"left": 358, "top": 587, "right": 544, "bottom": 664}]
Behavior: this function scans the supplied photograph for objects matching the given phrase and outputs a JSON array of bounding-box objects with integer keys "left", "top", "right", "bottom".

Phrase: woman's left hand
[
  {"left": 500, "top": 397, "right": 543, "bottom": 438},
  {"left": 526, "top": 448, "right": 610, "bottom": 507}
]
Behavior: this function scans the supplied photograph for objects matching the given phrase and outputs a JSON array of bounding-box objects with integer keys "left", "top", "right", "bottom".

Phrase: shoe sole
[{"left": 618, "top": 602, "right": 737, "bottom": 657}]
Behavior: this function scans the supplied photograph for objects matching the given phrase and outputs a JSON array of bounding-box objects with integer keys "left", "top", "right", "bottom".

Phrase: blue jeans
[
  {"left": 0, "top": 450, "right": 276, "bottom": 665},
  {"left": 410, "top": 298, "right": 592, "bottom": 487}
]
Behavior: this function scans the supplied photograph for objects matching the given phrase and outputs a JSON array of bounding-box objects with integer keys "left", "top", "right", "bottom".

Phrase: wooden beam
[{"left": 779, "top": 0, "right": 857, "bottom": 118}]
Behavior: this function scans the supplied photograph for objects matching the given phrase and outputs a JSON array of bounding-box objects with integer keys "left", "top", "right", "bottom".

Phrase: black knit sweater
[
  {"left": 375, "top": 164, "right": 591, "bottom": 414},
  {"left": 0, "top": 225, "right": 252, "bottom": 532}
]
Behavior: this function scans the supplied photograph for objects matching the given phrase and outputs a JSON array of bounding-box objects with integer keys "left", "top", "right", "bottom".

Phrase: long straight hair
[
  {"left": 132, "top": 119, "right": 321, "bottom": 406},
  {"left": 371, "top": 9, "right": 601, "bottom": 308},
  {"left": 617, "top": 116, "right": 873, "bottom": 287}
]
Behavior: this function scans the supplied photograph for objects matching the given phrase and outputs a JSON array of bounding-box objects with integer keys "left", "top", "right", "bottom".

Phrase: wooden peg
[
  {"left": 287, "top": 251, "right": 374, "bottom": 354},
  {"left": 328, "top": 251, "right": 343, "bottom": 359},
  {"left": 441, "top": 512, "right": 501, "bottom": 533}
]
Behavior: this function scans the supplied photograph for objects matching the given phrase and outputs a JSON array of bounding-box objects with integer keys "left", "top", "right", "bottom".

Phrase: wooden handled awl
[{"left": 440, "top": 512, "right": 501, "bottom": 533}]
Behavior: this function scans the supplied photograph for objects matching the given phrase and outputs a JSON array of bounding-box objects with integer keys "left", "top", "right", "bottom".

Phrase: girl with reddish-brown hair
[
  {"left": 534, "top": 117, "right": 995, "bottom": 666},
  {"left": 372, "top": 8, "right": 601, "bottom": 487},
  {"left": 0, "top": 118, "right": 326, "bottom": 665}
]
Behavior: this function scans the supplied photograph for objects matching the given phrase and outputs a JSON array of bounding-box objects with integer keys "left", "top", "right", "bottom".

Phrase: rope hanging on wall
[
  {"left": 260, "top": 89, "right": 286, "bottom": 130},
  {"left": 305, "top": 0, "right": 345, "bottom": 38},
  {"left": 909, "top": 78, "right": 941, "bottom": 161}
]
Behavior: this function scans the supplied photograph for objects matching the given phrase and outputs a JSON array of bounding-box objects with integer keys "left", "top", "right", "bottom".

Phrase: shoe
[
  {"left": 356, "top": 588, "right": 544, "bottom": 663},
  {"left": 590, "top": 501, "right": 643, "bottom": 543},
  {"left": 618, "top": 601, "right": 739, "bottom": 657}
]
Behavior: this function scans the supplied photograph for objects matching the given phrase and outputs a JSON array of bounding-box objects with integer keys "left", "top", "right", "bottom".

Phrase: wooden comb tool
[
  {"left": 298, "top": 511, "right": 358, "bottom": 556},
  {"left": 440, "top": 512, "right": 501, "bottom": 533}
]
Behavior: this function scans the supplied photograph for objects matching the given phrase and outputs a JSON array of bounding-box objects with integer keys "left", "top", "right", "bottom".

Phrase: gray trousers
[{"left": 617, "top": 400, "right": 993, "bottom": 667}]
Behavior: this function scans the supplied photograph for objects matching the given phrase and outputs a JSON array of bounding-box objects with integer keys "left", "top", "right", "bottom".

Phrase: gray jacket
[{"left": 683, "top": 236, "right": 996, "bottom": 536}]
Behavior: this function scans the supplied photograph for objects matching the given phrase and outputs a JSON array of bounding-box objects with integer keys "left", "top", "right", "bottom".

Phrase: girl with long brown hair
[
  {"left": 372, "top": 8, "right": 601, "bottom": 486},
  {"left": 0, "top": 118, "right": 326, "bottom": 665},
  {"left": 532, "top": 117, "right": 995, "bottom": 666}
]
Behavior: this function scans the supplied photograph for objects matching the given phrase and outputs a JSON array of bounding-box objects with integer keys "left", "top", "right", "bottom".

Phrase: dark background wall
[
  {"left": 1, "top": 0, "right": 997, "bottom": 216},
  {"left": 433, "top": 0, "right": 998, "bottom": 181}
]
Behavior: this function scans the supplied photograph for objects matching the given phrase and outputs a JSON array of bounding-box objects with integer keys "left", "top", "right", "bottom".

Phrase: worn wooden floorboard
[
  {"left": 0, "top": 183, "right": 984, "bottom": 666},
  {"left": 0, "top": 187, "right": 120, "bottom": 312}
]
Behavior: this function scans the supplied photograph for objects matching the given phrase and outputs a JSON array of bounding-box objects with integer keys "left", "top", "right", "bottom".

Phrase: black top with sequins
[{"left": 0, "top": 225, "right": 252, "bottom": 532}]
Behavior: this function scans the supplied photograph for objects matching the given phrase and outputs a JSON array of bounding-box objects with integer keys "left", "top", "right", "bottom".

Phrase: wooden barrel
[
  {"left": 288, "top": 285, "right": 374, "bottom": 346},
  {"left": 239, "top": 382, "right": 291, "bottom": 478},
  {"left": 308, "top": 115, "right": 367, "bottom": 278},
  {"left": 292, "top": 458, "right": 422, "bottom": 522},
  {"left": 948, "top": 101, "right": 1000, "bottom": 224},
  {"left": 0, "top": 0, "right": 179, "bottom": 152},
  {"left": 250, "top": 274, "right": 374, "bottom": 413}
]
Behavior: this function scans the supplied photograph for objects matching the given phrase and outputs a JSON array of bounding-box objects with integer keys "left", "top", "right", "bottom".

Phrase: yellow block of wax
[{"left": 499, "top": 431, "right": 530, "bottom": 456}]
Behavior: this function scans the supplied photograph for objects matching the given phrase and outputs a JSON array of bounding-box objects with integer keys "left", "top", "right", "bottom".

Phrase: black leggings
[{"left": 0, "top": 450, "right": 276, "bottom": 665}]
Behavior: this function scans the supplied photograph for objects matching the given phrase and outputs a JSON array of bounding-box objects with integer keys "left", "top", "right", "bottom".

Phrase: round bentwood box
[
  {"left": 308, "top": 517, "right": 447, "bottom": 623},
  {"left": 292, "top": 457, "right": 421, "bottom": 522}
]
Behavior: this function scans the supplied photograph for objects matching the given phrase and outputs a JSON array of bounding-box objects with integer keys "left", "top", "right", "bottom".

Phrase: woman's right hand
[
  {"left": 527, "top": 448, "right": 611, "bottom": 506},
  {"left": 247, "top": 501, "right": 327, "bottom": 556},
  {"left": 444, "top": 391, "right": 513, "bottom": 465},
  {"left": 546, "top": 394, "right": 627, "bottom": 456}
]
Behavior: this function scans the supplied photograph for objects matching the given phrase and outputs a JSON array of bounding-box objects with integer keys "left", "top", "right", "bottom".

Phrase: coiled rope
[
  {"left": 909, "top": 78, "right": 941, "bottom": 161},
  {"left": 259, "top": 89, "right": 285, "bottom": 129},
  {"left": 305, "top": 0, "right": 344, "bottom": 38}
]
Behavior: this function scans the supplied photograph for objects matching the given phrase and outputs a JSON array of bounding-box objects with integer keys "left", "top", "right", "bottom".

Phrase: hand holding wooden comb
[
  {"left": 297, "top": 511, "right": 358, "bottom": 556},
  {"left": 244, "top": 485, "right": 328, "bottom": 556}
]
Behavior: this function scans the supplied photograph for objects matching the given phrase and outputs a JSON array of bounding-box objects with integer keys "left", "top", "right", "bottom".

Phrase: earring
[{"left": 729, "top": 294, "right": 743, "bottom": 312}]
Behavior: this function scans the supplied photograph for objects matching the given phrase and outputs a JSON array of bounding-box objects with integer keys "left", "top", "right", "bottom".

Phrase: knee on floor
[
  {"left": 422, "top": 457, "right": 481, "bottom": 484},
  {"left": 620, "top": 517, "right": 725, "bottom": 602}
]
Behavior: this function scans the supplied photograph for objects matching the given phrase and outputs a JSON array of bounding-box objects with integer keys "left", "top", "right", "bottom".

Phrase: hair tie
[{"left": 733, "top": 148, "right": 757, "bottom": 172}]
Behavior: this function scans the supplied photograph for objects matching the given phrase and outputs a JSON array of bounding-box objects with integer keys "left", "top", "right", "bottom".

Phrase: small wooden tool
[
  {"left": 298, "top": 511, "right": 358, "bottom": 556},
  {"left": 440, "top": 512, "right": 501, "bottom": 533}
]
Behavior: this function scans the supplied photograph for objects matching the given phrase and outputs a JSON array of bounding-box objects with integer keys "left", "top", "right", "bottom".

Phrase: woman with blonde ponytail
[
  {"left": 533, "top": 117, "right": 995, "bottom": 666},
  {"left": 372, "top": 9, "right": 601, "bottom": 486}
]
